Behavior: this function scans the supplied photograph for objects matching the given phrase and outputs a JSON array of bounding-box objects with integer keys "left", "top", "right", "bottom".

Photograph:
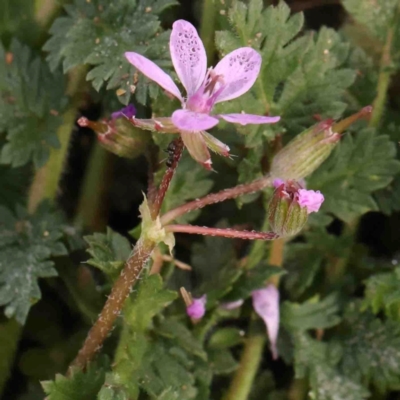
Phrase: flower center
[{"left": 186, "top": 68, "right": 224, "bottom": 114}]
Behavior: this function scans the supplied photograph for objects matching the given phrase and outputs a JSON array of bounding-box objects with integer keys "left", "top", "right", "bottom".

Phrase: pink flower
[
  {"left": 273, "top": 178, "right": 285, "bottom": 188},
  {"left": 186, "top": 295, "right": 207, "bottom": 319},
  {"left": 297, "top": 189, "right": 324, "bottom": 213},
  {"left": 252, "top": 285, "right": 280, "bottom": 360},
  {"left": 111, "top": 104, "right": 136, "bottom": 120},
  {"left": 125, "top": 20, "right": 280, "bottom": 169}
]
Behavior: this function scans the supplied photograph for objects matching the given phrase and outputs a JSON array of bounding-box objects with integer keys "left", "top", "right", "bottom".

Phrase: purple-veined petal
[
  {"left": 170, "top": 20, "right": 207, "bottom": 96},
  {"left": 172, "top": 109, "right": 219, "bottom": 131},
  {"left": 124, "top": 52, "right": 182, "bottom": 101},
  {"left": 180, "top": 130, "right": 212, "bottom": 170},
  {"left": 252, "top": 285, "right": 280, "bottom": 360},
  {"left": 213, "top": 48, "right": 262, "bottom": 104},
  {"left": 219, "top": 113, "right": 280, "bottom": 125}
]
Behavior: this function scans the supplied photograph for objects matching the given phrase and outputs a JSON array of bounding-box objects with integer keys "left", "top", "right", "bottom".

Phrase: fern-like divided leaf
[
  {"left": 44, "top": 0, "right": 178, "bottom": 105},
  {"left": 41, "top": 357, "right": 109, "bottom": 400},
  {"left": 0, "top": 40, "right": 66, "bottom": 168},
  {"left": 309, "top": 128, "right": 400, "bottom": 223},
  {"left": 339, "top": 304, "right": 400, "bottom": 392},
  {"left": 0, "top": 202, "right": 67, "bottom": 324}
]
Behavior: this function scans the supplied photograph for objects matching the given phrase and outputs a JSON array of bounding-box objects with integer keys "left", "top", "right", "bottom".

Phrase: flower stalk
[{"left": 165, "top": 224, "right": 278, "bottom": 240}]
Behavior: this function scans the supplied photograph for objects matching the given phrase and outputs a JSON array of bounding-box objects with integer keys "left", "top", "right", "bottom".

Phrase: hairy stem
[
  {"left": 70, "top": 138, "right": 183, "bottom": 370},
  {"left": 70, "top": 237, "right": 155, "bottom": 370},
  {"left": 161, "top": 175, "right": 272, "bottom": 225},
  {"left": 165, "top": 224, "right": 278, "bottom": 240},
  {"left": 151, "top": 137, "right": 184, "bottom": 218},
  {"left": 223, "top": 333, "right": 266, "bottom": 400},
  {"left": 369, "top": 3, "right": 400, "bottom": 128}
]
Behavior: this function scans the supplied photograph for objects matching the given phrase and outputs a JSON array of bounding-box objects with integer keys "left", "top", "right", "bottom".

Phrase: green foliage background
[{"left": 1, "top": 0, "right": 400, "bottom": 399}]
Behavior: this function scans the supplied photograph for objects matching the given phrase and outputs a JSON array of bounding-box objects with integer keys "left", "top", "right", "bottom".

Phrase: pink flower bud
[
  {"left": 252, "top": 285, "right": 280, "bottom": 360},
  {"left": 186, "top": 295, "right": 207, "bottom": 320}
]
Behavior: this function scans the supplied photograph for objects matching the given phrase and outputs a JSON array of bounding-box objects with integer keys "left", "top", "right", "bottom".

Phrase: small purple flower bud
[
  {"left": 297, "top": 189, "right": 324, "bottom": 213},
  {"left": 220, "top": 299, "right": 244, "bottom": 310},
  {"left": 111, "top": 104, "right": 136, "bottom": 120},
  {"left": 186, "top": 295, "right": 207, "bottom": 319},
  {"left": 252, "top": 285, "right": 280, "bottom": 360}
]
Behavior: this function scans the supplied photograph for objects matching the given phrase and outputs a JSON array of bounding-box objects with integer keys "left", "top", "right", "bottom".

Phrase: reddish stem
[
  {"left": 165, "top": 224, "right": 278, "bottom": 240},
  {"left": 160, "top": 175, "right": 273, "bottom": 225},
  {"left": 70, "top": 137, "right": 184, "bottom": 371},
  {"left": 151, "top": 137, "right": 184, "bottom": 219}
]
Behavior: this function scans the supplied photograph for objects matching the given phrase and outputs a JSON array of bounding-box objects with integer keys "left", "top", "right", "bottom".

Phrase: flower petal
[
  {"left": 186, "top": 295, "right": 207, "bottom": 319},
  {"left": 252, "top": 285, "right": 280, "bottom": 360},
  {"left": 297, "top": 189, "right": 325, "bottom": 213},
  {"left": 219, "top": 113, "right": 280, "bottom": 125},
  {"left": 180, "top": 130, "right": 212, "bottom": 170},
  {"left": 124, "top": 52, "right": 182, "bottom": 101},
  {"left": 172, "top": 109, "right": 219, "bottom": 131},
  {"left": 111, "top": 104, "right": 136, "bottom": 120},
  {"left": 213, "top": 48, "right": 262, "bottom": 103},
  {"left": 170, "top": 20, "right": 207, "bottom": 96}
]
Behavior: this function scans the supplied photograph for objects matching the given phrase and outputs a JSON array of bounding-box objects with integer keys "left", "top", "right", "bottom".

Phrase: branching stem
[{"left": 160, "top": 175, "right": 272, "bottom": 225}]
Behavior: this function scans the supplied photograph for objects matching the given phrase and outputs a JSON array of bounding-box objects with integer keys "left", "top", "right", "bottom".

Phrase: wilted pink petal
[
  {"left": 172, "top": 109, "right": 219, "bottom": 131},
  {"left": 180, "top": 130, "right": 212, "bottom": 170},
  {"left": 252, "top": 285, "right": 280, "bottom": 360},
  {"left": 213, "top": 48, "right": 262, "bottom": 104},
  {"left": 170, "top": 20, "right": 207, "bottom": 96},
  {"left": 297, "top": 189, "right": 324, "bottom": 213},
  {"left": 124, "top": 52, "right": 183, "bottom": 101},
  {"left": 273, "top": 178, "right": 284, "bottom": 188},
  {"left": 220, "top": 299, "right": 244, "bottom": 310},
  {"left": 219, "top": 113, "right": 280, "bottom": 125},
  {"left": 187, "top": 295, "right": 207, "bottom": 319}
]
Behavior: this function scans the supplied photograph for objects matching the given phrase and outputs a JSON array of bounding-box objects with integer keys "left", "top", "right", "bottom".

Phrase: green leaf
[
  {"left": 157, "top": 319, "right": 207, "bottom": 360},
  {"left": 84, "top": 228, "right": 132, "bottom": 279},
  {"left": 339, "top": 305, "right": 400, "bottom": 392},
  {"left": 208, "top": 327, "right": 244, "bottom": 349},
  {"left": 310, "top": 364, "right": 369, "bottom": 400},
  {"left": 215, "top": 0, "right": 355, "bottom": 146},
  {"left": 191, "top": 231, "right": 241, "bottom": 304},
  {"left": 363, "top": 267, "right": 400, "bottom": 319},
  {"left": 223, "top": 262, "right": 285, "bottom": 302},
  {"left": 0, "top": 164, "right": 31, "bottom": 209},
  {"left": 208, "top": 349, "right": 238, "bottom": 375},
  {"left": 374, "top": 174, "right": 400, "bottom": 215},
  {"left": 309, "top": 128, "right": 400, "bottom": 222},
  {"left": 42, "top": 357, "right": 109, "bottom": 400},
  {"left": 343, "top": 0, "right": 398, "bottom": 41},
  {"left": 44, "top": 0, "right": 178, "bottom": 105},
  {"left": 281, "top": 294, "right": 341, "bottom": 332},
  {"left": 0, "top": 202, "right": 67, "bottom": 324},
  {"left": 0, "top": 40, "right": 66, "bottom": 167}
]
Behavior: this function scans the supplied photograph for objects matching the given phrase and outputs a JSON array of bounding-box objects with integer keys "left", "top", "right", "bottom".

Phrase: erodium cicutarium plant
[{"left": 1, "top": 1, "right": 400, "bottom": 399}]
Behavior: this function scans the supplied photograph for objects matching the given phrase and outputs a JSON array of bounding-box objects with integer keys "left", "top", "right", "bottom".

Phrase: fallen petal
[
  {"left": 219, "top": 113, "right": 280, "bottom": 125},
  {"left": 180, "top": 130, "right": 212, "bottom": 170},
  {"left": 125, "top": 52, "right": 182, "bottom": 101},
  {"left": 213, "top": 48, "right": 261, "bottom": 104},
  {"left": 252, "top": 285, "right": 280, "bottom": 360},
  {"left": 172, "top": 109, "right": 219, "bottom": 131},
  {"left": 170, "top": 20, "right": 207, "bottom": 97}
]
